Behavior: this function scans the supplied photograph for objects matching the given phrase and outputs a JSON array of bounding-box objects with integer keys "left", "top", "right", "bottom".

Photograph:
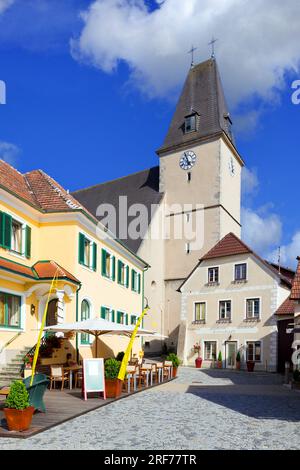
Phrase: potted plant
[
  {"left": 104, "top": 358, "right": 122, "bottom": 398},
  {"left": 193, "top": 343, "right": 203, "bottom": 368},
  {"left": 4, "top": 381, "right": 35, "bottom": 432},
  {"left": 166, "top": 353, "right": 180, "bottom": 377},
  {"left": 217, "top": 351, "right": 222, "bottom": 369},
  {"left": 246, "top": 360, "right": 255, "bottom": 372},
  {"left": 236, "top": 351, "right": 241, "bottom": 370}
]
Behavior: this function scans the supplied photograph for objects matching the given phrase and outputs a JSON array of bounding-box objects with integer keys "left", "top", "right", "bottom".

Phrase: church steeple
[{"left": 157, "top": 58, "right": 234, "bottom": 156}]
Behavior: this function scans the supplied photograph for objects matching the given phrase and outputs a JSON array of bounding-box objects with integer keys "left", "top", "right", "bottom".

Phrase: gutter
[{"left": 75, "top": 283, "right": 82, "bottom": 363}]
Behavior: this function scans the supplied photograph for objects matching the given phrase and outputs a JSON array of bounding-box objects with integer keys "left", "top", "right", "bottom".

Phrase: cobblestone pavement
[{"left": 0, "top": 367, "right": 299, "bottom": 450}]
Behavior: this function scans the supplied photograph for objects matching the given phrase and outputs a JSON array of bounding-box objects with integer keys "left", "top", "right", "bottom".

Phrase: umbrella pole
[{"left": 95, "top": 333, "right": 98, "bottom": 358}]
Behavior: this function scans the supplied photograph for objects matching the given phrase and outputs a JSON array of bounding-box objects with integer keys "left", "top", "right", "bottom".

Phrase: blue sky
[{"left": 0, "top": 0, "right": 299, "bottom": 267}]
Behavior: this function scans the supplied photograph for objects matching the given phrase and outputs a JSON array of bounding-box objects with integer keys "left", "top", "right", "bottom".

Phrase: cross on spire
[
  {"left": 188, "top": 45, "right": 197, "bottom": 67},
  {"left": 208, "top": 36, "right": 218, "bottom": 59}
]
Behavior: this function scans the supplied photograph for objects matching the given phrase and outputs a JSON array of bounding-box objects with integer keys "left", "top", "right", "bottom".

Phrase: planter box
[
  {"left": 172, "top": 367, "right": 178, "bottom": 378},
  {"left": 105, "top": 378, "right": 123, "bottom": 398},
  {"left": 246, "top": 361, "right": 255, "bottom": 372},
  {"left": 4, "top": 406, "right": 35, "bottom": 432},
  {"left": 195, "top": 358, "right": 202, "bottom": 369}
]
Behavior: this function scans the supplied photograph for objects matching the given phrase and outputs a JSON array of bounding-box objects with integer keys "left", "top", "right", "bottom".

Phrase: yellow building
[{"left": 0, "top": 160, "right": 148, "bottom": 384}]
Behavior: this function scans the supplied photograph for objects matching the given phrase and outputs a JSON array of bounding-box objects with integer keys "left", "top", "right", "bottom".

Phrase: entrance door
[
  {"left": 46, "top": 299, "right": 58, "bottom": 327},
  {"left": 226, "top": 342, "right": 237, "bottom": 369}
]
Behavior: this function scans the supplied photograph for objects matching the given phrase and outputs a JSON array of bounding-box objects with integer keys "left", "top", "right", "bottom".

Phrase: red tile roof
[
  {"left": 202, "top": 232, "right": 252, "bottom": 260},
  {"left": 0, "top": 159, "right": 83, "bottom": 213},
  {"left": 275, "top": 297, "right": 295, "bottom": 316},
  {"left": 0, "top": 257, "right": 80, "bottom": 284},
  {"left": 290, "top": 257, "right": 300, "bottom": 300}
]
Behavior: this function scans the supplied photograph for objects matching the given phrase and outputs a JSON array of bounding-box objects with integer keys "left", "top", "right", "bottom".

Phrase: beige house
[{"left": 178, "top": 233, "right": 292, "bottom": 371}]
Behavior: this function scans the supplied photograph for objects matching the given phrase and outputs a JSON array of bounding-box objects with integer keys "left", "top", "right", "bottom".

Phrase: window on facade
[
  {"left": 117, "top": 311, "right": 128, "bottom": 325},
  {"left": 11, "top": 219, "right": 23, "bottom": 254},
  {"left": 194, "top": 302, "right": 206, "bottom": 322},
  {"left": 79, "top": 233, "right": 97, "bottom": 271},
  {"left": 102, "top": 249, "right": 115, "bottom": 280},
  {"left": 81, "top": 300, "right": 90, "bottom": 344},
  {"left": 246, "top": 298, "right": 260, "bottom": 319},
  {"left": 247, "top": 341, "right": 261, "bottom": 362},
  {"left": 204, "top": 341, "right": 217, "bottom": 361},
  {"left": 131, "top": 270, "right": 141, "bottom": 293},
  {"left": 131, "top": 315, "right": 137, "bottom": 325},
  {"left": 234, "top": 263, "right": 247, "bottom": 281},
  {"left": 185, "top": 114, "right": 196, "bottom": 133},
  {"left": 208, "top": 267, "right": 219, "bottom": 283},
  {"left": 0, "top": 292, "right": 21, "bottom": 328},
  {"left": 118, "top": 261, "right": 129, "bottom": 287},
  {"left": 101, "top": 306, "right": 114, "bottom": 322},
  {"left": 219, "top": 300, "right": 231, "bottom": 320}
]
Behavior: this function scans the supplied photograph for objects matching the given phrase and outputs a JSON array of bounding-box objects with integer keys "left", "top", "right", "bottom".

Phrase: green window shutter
[
  {"left": 125, "top": 314, "right": 128, "bottom": 325},
  {"left": 92, "top": 242, "right": 97, "bottom": 271},
  {"left": 138, "top": 273, "right": 141, "bottom": 294},
  {"left": 117, "top": 311, "right": 122, "bottom": 323},
  {"left": 101, "top": 306, "right": 106, "bottom": 319},
  {"left": 112, "top": 256, "right": 116, "bottom": 281},
  {"left": 131, "top": 270, "right": 135, "bottom": 291},
  {"left": 117, "top": 260, "right": 122, "bottom": 284},
  {"left": 125, "top": 265, "right": 129, "bottom": 288},
  {"left": 78, "top": 233, "right": 85, "bottom": 265},
  {"left": 101, "top": 249, "right": 107, "bottom": 276},
  {"left": 111, "top": 309, "right": 115, "bottom": 322},
  {"left": 0, "top": 212, "right": 3, "bottom": 247},
  {"left": 3, "top": 213, "right": 12, "bottom": 250},
  {"left": 25, "top": 225, "right": 31, "bottom": 259}
]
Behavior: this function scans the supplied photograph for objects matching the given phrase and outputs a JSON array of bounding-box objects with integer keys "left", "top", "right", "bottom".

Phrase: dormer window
[{"left": 185, "top": 114, "right": 197, "bottom": 133}]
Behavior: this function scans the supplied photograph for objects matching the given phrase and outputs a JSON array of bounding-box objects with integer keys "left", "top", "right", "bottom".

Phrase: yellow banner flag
[{"left": 118, "top": 306, "right": 150, "bottom": 381}]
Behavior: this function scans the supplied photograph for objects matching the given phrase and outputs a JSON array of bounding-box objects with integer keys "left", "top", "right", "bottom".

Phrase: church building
[{"left": 73, "top": 57, "right": 245, "bottom": 354}]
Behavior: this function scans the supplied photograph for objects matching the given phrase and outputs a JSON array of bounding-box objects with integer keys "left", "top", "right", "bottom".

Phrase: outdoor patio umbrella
[{"left": 43, "top": 317, "right": 155, "bottom": 357}]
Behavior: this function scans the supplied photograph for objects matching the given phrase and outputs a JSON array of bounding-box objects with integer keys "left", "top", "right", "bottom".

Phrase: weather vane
[
  {"left": 208, "top": 37, "right": 218, "bottom": 59},
  {"left": 188, "top": 45, "right": 197, "bottom": 67}
]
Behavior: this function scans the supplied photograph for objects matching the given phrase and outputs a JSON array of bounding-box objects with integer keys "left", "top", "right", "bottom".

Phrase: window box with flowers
[{"left": 193, "top": 342, "right": 203, "bottom": 368}]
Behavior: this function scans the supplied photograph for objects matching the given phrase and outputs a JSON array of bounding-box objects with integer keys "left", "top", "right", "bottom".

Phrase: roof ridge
[
  {"left": 38, "top": 170, "right": 82, "bottom": 210},
  {"left": 72, "top": 166, "right": 159, "bottom": 194},
  {"left": 0, "top": 158, "right": 24, "bottom": 177}
]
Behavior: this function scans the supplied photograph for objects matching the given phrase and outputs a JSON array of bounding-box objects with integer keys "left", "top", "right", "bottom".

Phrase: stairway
[{"left": 0, "top": 346, "right": 32, "bottom": 387}]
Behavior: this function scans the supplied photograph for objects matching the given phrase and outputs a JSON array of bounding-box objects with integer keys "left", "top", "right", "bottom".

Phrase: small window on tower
[{"left": 185, "top": 114, "right": 196, "bottom": 133}]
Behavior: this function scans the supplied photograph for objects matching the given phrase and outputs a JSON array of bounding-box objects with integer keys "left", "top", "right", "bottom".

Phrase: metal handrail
[{"left": 0, "top": 331, "right": 22, "bottom": 355}]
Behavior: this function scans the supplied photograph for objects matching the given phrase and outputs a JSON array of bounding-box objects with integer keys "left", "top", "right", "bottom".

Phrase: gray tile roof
[
  {"left": 157, "top": 58, "right": 235, "bottom": 154},
  {"left": 72, "top": 167, "right": 163, "bottom": 253}
]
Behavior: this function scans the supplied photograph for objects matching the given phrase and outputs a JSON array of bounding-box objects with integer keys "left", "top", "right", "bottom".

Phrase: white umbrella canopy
[{"left": 43, "top": 317, "right": 156, "bottom": 357}]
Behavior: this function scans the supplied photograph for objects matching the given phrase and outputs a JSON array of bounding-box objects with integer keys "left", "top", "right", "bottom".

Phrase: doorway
[
  {"left": 46, "top": 299, "right": 58, "bottom": 327},
  {"left": 226, "top": 341, "right": 237, "bottom": 369}
]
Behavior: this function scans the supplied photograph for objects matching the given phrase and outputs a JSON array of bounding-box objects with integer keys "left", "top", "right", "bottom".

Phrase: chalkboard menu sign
[{"left": 83, "top": 358, "right": 106, "bottom": 400}]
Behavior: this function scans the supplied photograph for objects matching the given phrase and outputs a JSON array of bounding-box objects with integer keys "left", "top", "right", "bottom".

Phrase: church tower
[{"left": 157, "top": 58, "right": 244, "bottom": 347}]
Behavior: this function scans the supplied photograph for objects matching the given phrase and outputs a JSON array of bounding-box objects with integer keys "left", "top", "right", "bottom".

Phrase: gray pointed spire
[{"left": 157, "top": 58, "right": 235, "bottom": 155}]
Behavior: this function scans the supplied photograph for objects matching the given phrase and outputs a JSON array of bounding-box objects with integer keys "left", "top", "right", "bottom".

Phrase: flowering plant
[
  {"left": 193, "top": 342, "right": 201, "bottom": 357},
  {"left": 24, "top": 355, "right": 33, "bottom": 368}
]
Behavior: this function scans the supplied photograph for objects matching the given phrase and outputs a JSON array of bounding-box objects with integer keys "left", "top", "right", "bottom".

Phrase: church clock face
[{"left": 179, "top": 150, "right": 196, "bottom": 170}]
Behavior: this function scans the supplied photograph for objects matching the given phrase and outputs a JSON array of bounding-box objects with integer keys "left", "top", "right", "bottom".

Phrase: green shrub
[
  {"left": 166, "top": 353, "right": 180, "bottom": 368},
  {"left": 116, "top": 351, "right": 125, "bottom": 362},
  {"left": 236, "top": 351, "right": 241, "bottom": 362},
  {"left": 104, "top": 358, "right": 121, "bottom": 379},
  {"left": 5, "top": 381, "right": 30, "bottom": 410},
  {"left": 218, "top": 351, "right": 222, "bottom": 362},
  {"left": 293, "top": 369, "right": 300, "bottom": 383}
]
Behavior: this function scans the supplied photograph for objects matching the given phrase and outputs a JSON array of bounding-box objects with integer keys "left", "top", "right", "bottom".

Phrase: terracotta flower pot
[
  {"left": 246, "top": 361, "right": 255, "bottom": 372},
  {"left": 217, "top": 361, "right": 222, "bottom": 369},
  {"left": 195, "top": 357, "right": 203, "bottom": 368},
  {"left": 172, "top": 367, "right": 178, "bottom": 378},
  {"left": 105, "top": 378, "right": 123, "bottom": 398},
  {"left": 4, "top": 406, "right": 35, "bottom": 432},
  {"left": 236, "top": 361, "right": 241, "bottom": 370}
]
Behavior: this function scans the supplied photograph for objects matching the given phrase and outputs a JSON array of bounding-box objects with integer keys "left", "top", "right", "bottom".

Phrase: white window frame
[
  {"left": 101, "top": 305, "right": 114, "bottom": 322},
  {"left": 80, "top": 231, "right": 95, "bottom": 271},
  {"left": 204, "top": 341, "right": 217, "bottom": 361},
  {"left": 219, "top": 299, "right": 232, "bottom": 321},
  {"left": 193, "top": 301, "right": 206, "bottom": 323},
  {"left": 208, "top": 266, "right": 219, "bottom": 284},
  {"left": 5, "top": 211, "right": 27, "bottom": 259},
  {"left": 103, "top": 249, "right": 114, "bottom": 280},
  {"left": 245, "top": 297, "right": 261, "bottom": 320},
  {"left": 80, "top": 298, "right": 93, "bottom": 346},
  {"left": 0, "top": 287, "right": 25, "bottom": 331},
  {"left": 246, "top": 340, "right": 262, "bottom": 363},
  {"left": 234, "top": 262, "right": 248, "bottom": 282}
]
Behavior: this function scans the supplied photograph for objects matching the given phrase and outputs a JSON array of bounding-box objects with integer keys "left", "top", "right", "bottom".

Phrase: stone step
[{"left": 2, "top": 367, "right": 22, "bottom": 374}]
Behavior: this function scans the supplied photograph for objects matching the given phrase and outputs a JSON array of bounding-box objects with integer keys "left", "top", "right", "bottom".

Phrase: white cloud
[
  {"left": 0, "top": 141, "right": 21, "bottom": 165},
  {"left": 242, "top": 167, "right": 259, "bottom": 196},
  {"left": 241, "top": 206, "right": 282, "bottom": 254},
  {"left": 72, "top": 0, "right": 300, "bottom": 108},
  {"left": 0, "top": 0, "right": 14, "bottom": 15},
  {"left": 268, "top": 231, "right": 300, "bottom": 269}
]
